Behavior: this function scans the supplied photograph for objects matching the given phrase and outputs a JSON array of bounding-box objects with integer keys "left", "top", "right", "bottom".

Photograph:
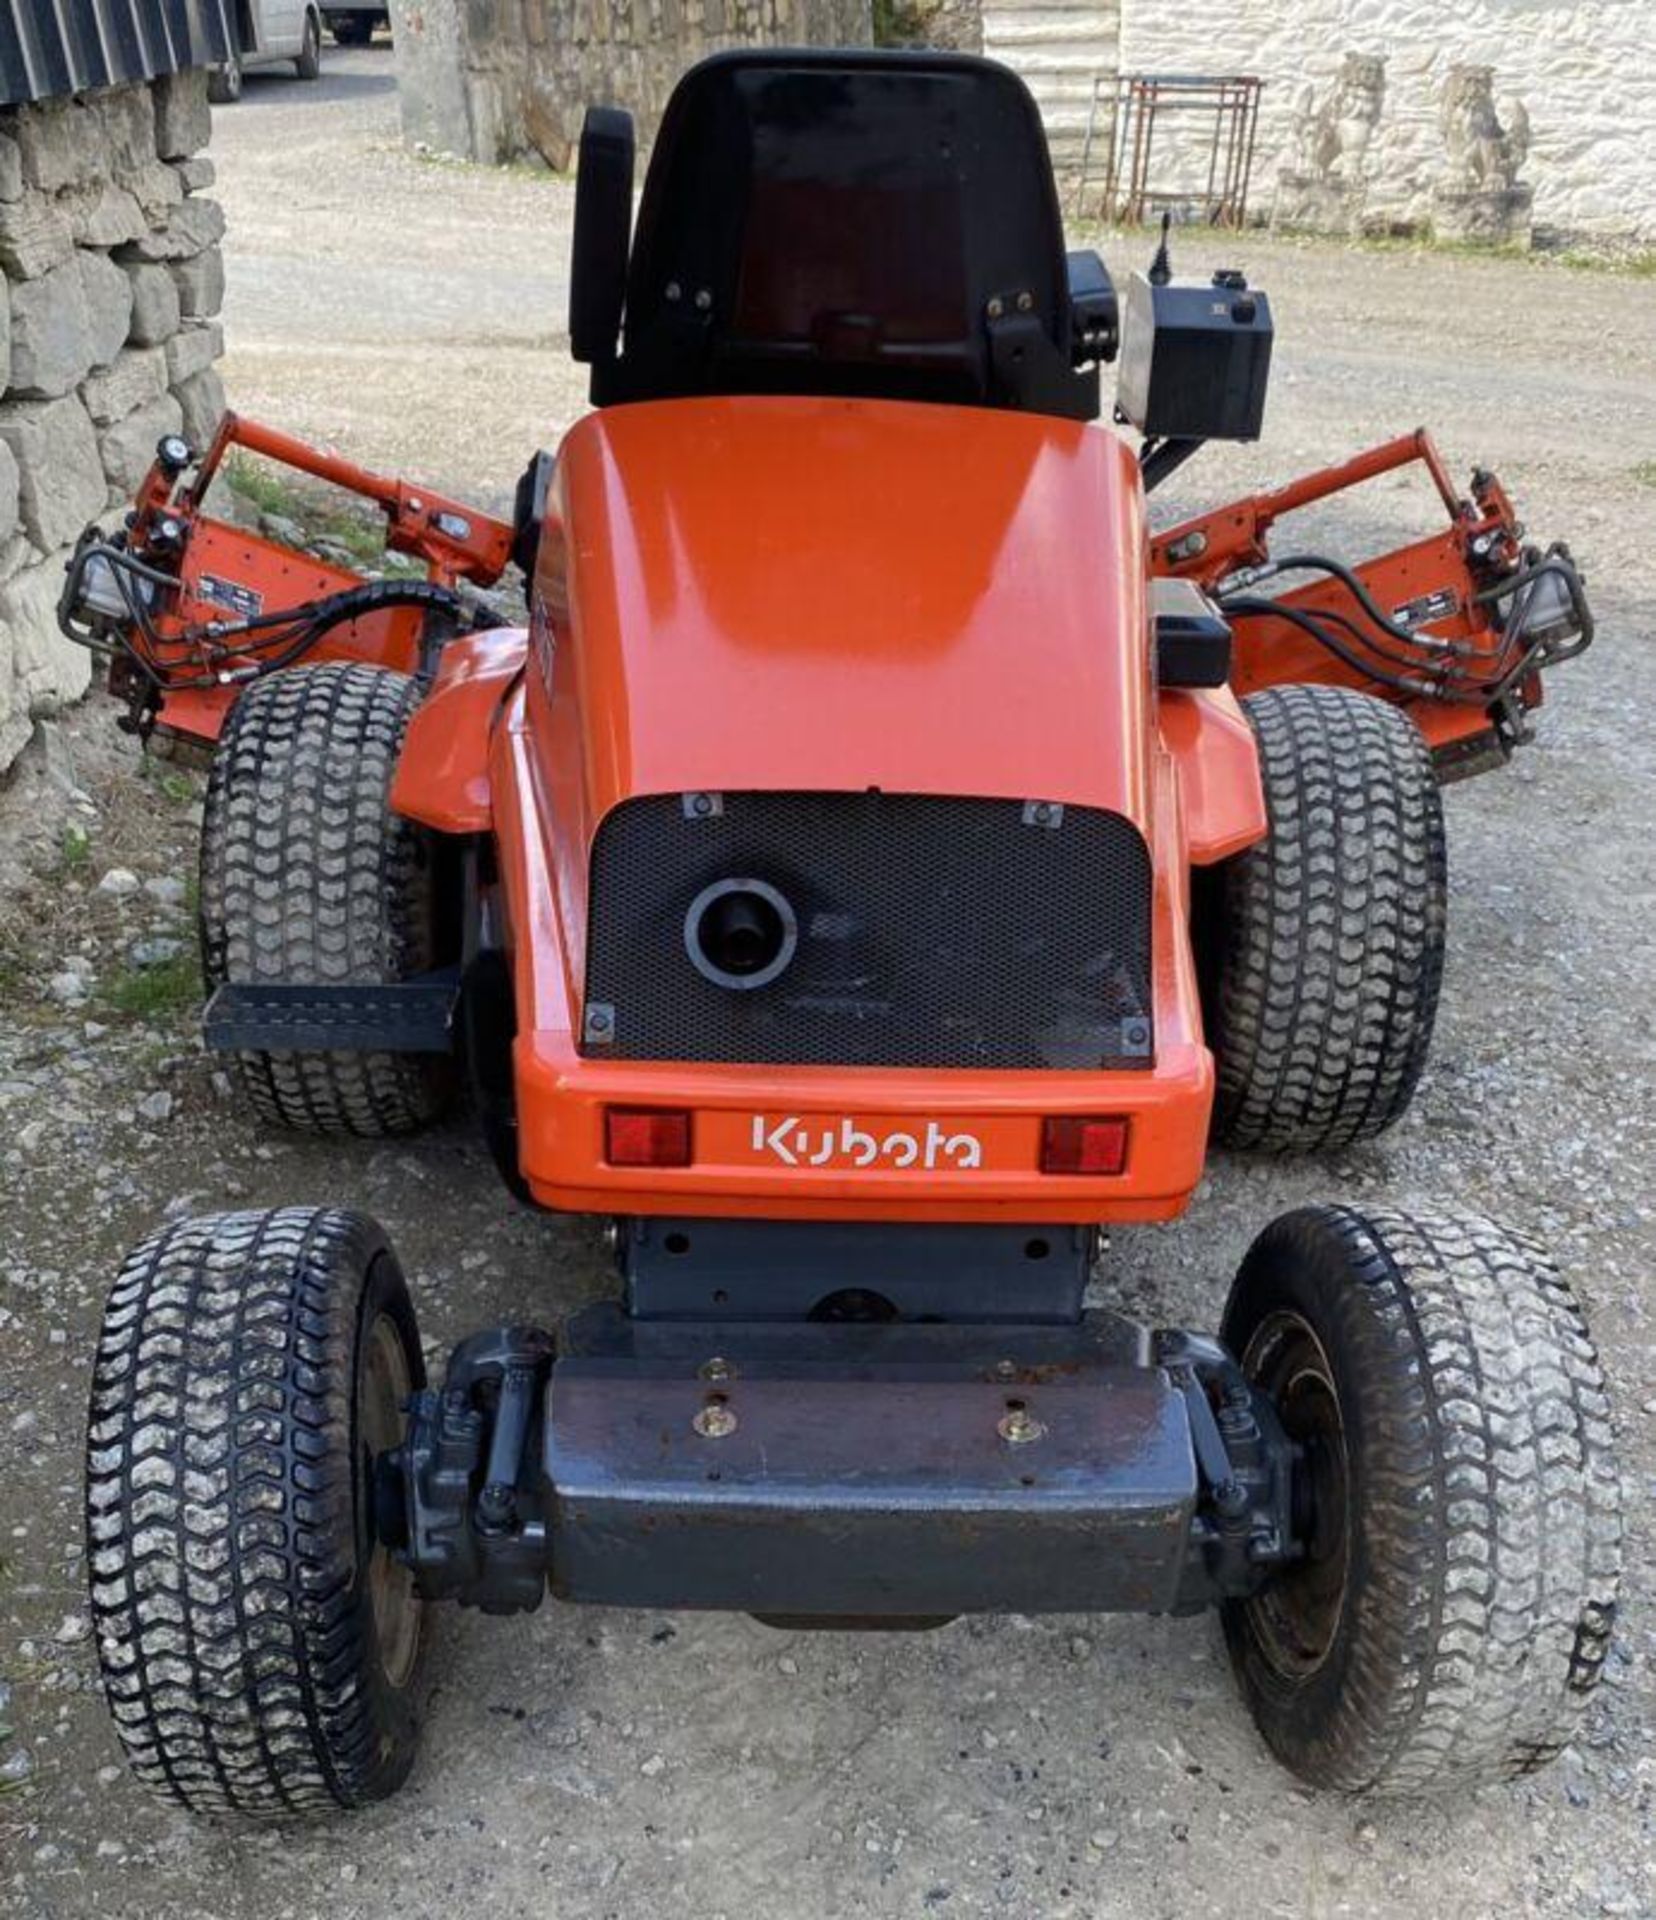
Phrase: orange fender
[
  {"left": 390, "top": 628, "right": 528, "bottom": 833},
  {"left": 1158, "top": 686, "right": 1266, "bottom": 866}
]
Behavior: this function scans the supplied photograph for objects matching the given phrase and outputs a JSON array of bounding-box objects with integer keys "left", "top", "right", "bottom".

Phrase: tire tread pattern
[
  {"left": 1224, "top": 1204, "right": 1623, "bottom": 1796},
  {"left": 1214, "top": 685, "right": 1447, "bottom": 1152},
  {"left": 84, "top": 1207, "right": 421, "bottom": 1820},
  {"left": 200, "top": 662, "right": 445, "bottom": 1137}
]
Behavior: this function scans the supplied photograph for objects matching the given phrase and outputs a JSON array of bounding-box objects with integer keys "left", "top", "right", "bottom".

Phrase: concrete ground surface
[{"left": 2, "top": 42, "right": 1655, "bottom": 1920}]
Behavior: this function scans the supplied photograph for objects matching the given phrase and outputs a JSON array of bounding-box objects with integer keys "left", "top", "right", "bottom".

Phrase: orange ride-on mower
[{"left": 65, "top": 50, "right": 1619, "bottom": 1820}]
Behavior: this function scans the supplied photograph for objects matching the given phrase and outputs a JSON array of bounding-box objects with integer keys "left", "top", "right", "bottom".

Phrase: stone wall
[
  {"left": 1117, "top": 0, "right": 1656, "bottom": 243},
  {"left": 390, "top": 0, "right": 873, "bottom": 169},
  {"left": 983, "top": 1, "right": 1119, "bottom": 173},
  {"left": 1123, "top": 0, "right": 1656, "bottom": 243},
  {"left": 952, "top": 0, "right": 1648, "bottom": 241},
  {"left": 887, "top": 1, "right": 1656, "bottom": 241},
  {"left": 879, "top": 1, "right": 983, "bottom": 51},
  {"left": 0, "top": 71, "right": 226, "bottom": 771},
  {"left": 880, "top": 3, "right": 1119, "bottom": 169}
]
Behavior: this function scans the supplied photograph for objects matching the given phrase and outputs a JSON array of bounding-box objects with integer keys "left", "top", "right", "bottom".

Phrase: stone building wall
[
  {"left": 982, "top": 1, "right": 1119, "bottom": 173},
  {"left": 1117, "top": 0, "right": 1656, "bottom": 243},
  {"left": 887, "top": 4, "right": 1120, "bottom": 170},
  {"left": 0, "top": 71, "right": 226, "bottom": 771},
  {"left": 391, "top": 0, "right": 874, "bottom": 170},
  {"left": 946, "top": 0, "right": 1654, "bottom": 241}
]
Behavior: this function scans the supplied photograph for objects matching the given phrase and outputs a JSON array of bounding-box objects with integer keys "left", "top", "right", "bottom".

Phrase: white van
[{"left": 209, "top": 0, "right": 325, "bottom": 103}]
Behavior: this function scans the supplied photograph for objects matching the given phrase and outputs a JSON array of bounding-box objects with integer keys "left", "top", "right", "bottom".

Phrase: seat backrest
[{"left": 573, "top": 50, "right": 1100, "bottom": 422}]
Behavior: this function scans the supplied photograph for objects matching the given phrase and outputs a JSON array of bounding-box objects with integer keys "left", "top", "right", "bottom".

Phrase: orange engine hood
[{"left": 533, "top": 396, "right": 1153, "bottom": 836}]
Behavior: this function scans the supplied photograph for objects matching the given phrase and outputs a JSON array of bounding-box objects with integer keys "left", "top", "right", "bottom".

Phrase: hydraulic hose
[
  {"left": 60, "top": 541, "right": 484, "bottom": 690},
  {"left": 1225, "top": 552, "right": 1449, "bottom": 654},
  {"left": 1220, "top": 598, "right": 1461, "bottom": 700}
]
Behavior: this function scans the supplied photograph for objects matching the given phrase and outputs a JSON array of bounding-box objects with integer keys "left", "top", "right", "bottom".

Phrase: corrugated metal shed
[{"left": 1, "top": 0, "right": 234, "bottom": 108}]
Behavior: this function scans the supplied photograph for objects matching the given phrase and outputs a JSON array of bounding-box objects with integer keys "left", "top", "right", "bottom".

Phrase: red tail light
[
  {"left": 605, "top": 1108, "right": 693, "bottom": 1168},
  {"left": 1040, "top": 1116, "right": 1129, "bottom": 1175}
]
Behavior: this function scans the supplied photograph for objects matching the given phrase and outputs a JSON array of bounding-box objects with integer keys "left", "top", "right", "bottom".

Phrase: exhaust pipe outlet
[{"left": 685, "top": 877, "right": 797, "bottom": 990}]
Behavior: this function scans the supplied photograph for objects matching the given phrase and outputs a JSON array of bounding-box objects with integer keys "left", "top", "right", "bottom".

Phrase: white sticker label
[{"left": 198, "top": 573, "right": 264, "bottom": 619}]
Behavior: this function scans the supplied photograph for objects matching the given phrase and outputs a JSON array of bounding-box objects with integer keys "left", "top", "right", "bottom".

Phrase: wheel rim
[
  {"left": 1237, "top": 1310, "right": 1350, "bottom": 1680},
  {"left": 359, "top": 1312, "right": 421, "bottom": 1690}
]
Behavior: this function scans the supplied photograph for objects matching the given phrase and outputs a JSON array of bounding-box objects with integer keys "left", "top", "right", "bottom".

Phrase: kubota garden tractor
[{"left": 62, "top": 51, "right": 1619, "bottom": 1820}]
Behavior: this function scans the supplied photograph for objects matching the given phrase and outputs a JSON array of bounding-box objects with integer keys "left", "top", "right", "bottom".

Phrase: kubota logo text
[{"left": 750, "top": 1115, "right": 983, "bottom": 1170}]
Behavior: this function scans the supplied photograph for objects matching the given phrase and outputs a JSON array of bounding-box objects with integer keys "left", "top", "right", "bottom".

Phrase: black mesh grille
[{"left": 581, "top": 792, "right": 1154, "bottom": 1070}]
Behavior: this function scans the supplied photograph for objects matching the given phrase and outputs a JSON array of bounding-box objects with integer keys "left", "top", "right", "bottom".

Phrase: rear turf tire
[
  {"left": 1222, "top": 1204, "right": 1621, "bottom": 1797},
  {"left": 85, "top": 1208, "right": 427, "bottom": 1820},
  {"left": 200, "top": 661, "right": 452, "bottom": 1136},
  {"left": 1207, "top": 684, "right": 1447, "bottom": 1153}
]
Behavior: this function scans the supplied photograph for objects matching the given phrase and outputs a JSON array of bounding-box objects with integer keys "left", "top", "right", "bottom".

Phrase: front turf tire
[
  {"left": 1222, "top": 1204, "right": 1622, "bottom": 1797},
  {"left": 201, "top": 662, "right": 452, "bottom": 1136},
  {"left": 85, "top": 1208, "right": 427, "bottom": 1820},
  {"left": 1207, "top": 684, "right": 1447, "bottom": 1153}
]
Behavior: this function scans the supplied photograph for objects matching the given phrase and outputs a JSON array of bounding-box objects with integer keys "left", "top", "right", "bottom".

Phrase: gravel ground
[{"left": 2, "top": 44, "right": 1655, "bottom": 1920}]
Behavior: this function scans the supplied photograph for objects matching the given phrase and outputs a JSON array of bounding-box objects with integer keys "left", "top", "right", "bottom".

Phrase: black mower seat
[{"left": 571, "top": 49, "right": 1106, "bottom": 423}]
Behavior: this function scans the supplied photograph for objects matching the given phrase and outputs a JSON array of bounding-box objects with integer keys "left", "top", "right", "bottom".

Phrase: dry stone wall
[{"left": 0, "top": 70, "right": 226, "bottom": 771}]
